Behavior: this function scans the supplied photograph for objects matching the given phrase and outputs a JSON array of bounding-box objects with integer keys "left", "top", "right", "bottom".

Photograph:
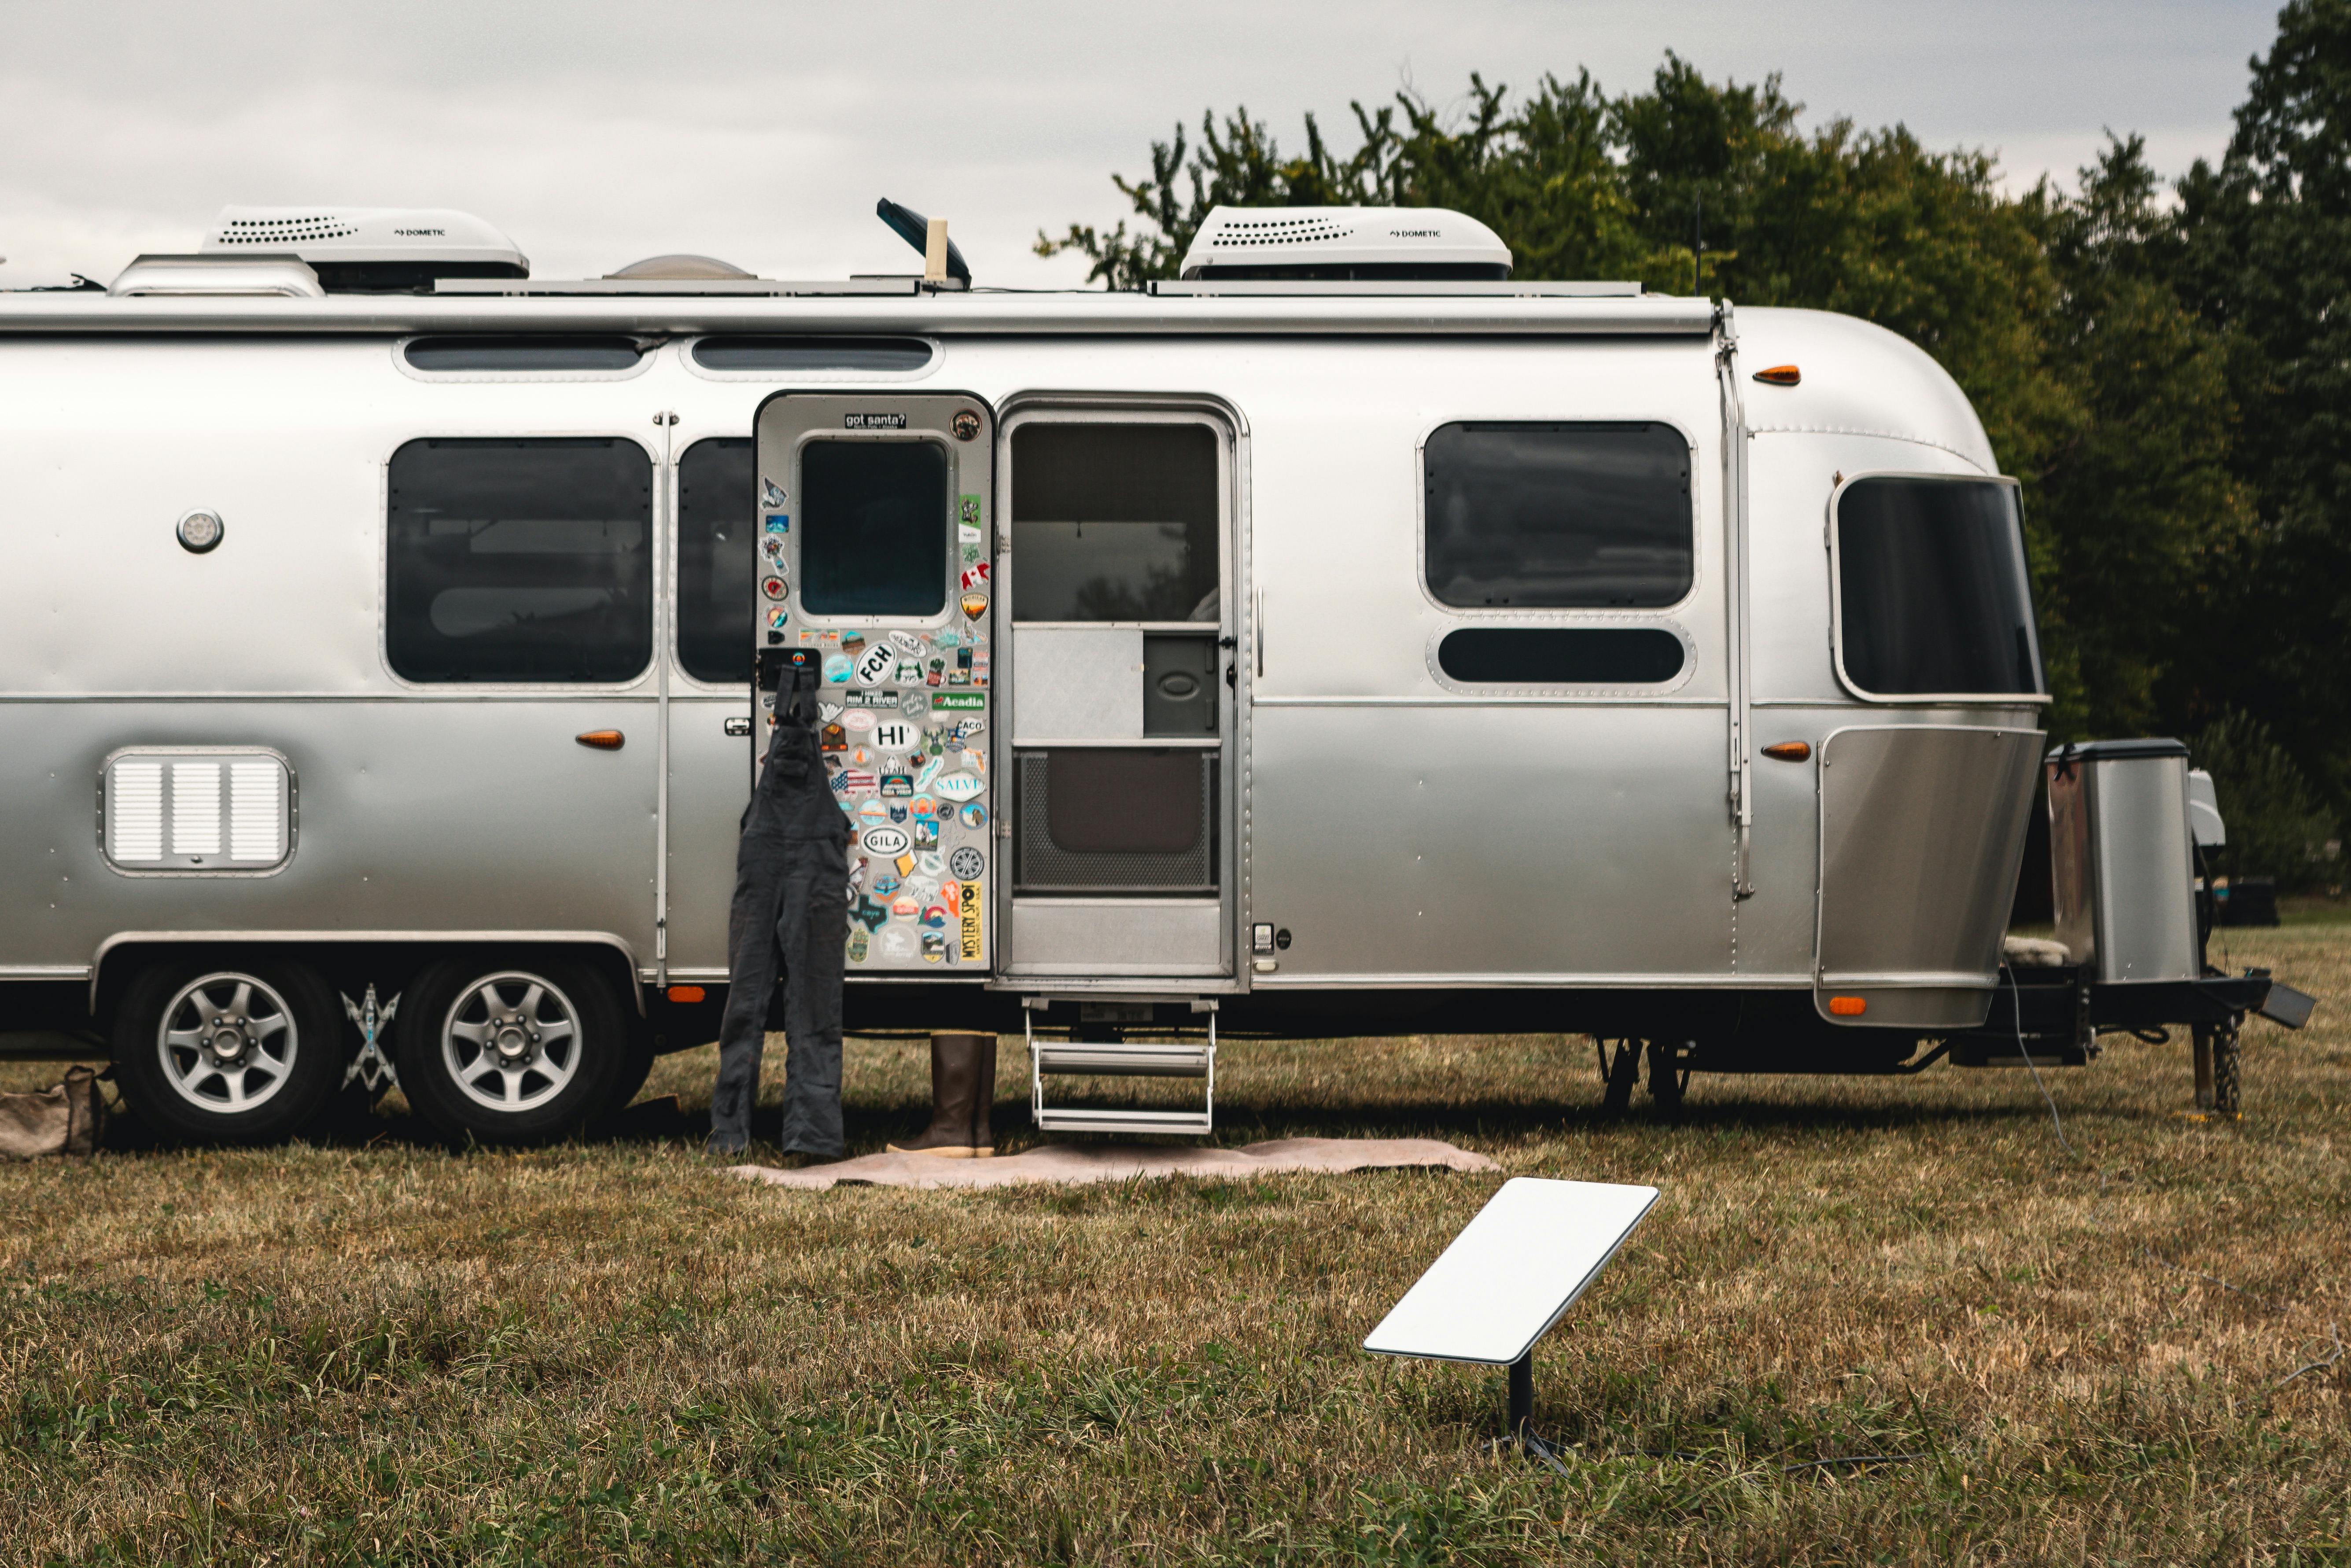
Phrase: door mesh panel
[{"left": 1015, "top": 750, "right": 1217, "bottom": 893}]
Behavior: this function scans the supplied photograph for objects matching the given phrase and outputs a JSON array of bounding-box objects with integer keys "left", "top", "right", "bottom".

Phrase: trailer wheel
[
  {"left": 109, "top": 955, "right": 342, "bottom": 1145},
  {"left": 394, "top": 956, "right": 624, "bottom": 1145}
]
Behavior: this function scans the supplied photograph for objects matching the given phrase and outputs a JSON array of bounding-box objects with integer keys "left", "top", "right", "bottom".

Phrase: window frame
[
  {"left": 1415, "top": 416, "right": 1702, "bottom": 618},
  {"left": 670, "top": 434, "right": 756, "bottom": 690},
  {"left": 379, "top": 431, "right": 661, "bottom": 692},
  {"left": 1002, "top": 411, "right": 1232, "bottom": 629},
  {"left": 1827, "top": 469, "right": 2051, "bottom": 707},
  {"left": 784, "top": 427, "right": 961, "bottom": 631},
  {"left": 678, "top": 335, "right": 940, "bottom": 383},
  {"left": 97, "top": 745, "right": 298, "bottom": 879},
  {"left": 391, "top": 336, "right": 656, "bottom": 383},
  {"left": 1413, "top": 413, "right": 1701, "bottom": 697}
]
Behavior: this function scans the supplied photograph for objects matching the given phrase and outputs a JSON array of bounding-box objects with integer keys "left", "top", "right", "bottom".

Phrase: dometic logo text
[
  {"left": 844, "top": 413, "right": 908, "bottom": 430},
  {"left": 393, "top": 229, "right": 447, "bottom": 237},
  {"left": 1390, "top": 229, "right": 1441, "bottom": 238}
]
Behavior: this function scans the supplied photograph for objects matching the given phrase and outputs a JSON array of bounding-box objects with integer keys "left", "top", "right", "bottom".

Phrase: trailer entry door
[
  {"left": 752, "top": 393, "right": 996, "bottom": 975},
  {"left": 999, "top": 412, "right": 1236, "bottom": 979}
]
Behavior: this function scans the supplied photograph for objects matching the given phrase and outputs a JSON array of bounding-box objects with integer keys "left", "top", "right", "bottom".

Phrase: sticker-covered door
[{"left": 752, "top": 393, "right": 995, "bottom": 974}]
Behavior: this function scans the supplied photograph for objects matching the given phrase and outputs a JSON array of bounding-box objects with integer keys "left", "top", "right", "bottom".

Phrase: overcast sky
[{"left": 0, "top": 0, "right": 2285, "bottom": 288}]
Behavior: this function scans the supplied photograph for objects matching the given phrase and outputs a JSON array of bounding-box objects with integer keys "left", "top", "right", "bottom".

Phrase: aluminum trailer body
[{"left": 0, "top": 273, "right": 2061, "bottom": 1139}]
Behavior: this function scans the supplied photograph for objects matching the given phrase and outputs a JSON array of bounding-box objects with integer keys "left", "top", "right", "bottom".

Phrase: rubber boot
[
  {"left": 969, "top": 1034, "right": 997, "bottom": 1158},
  {"left": 888, "top": 1032, "right": 985, "bottom": 1157}
]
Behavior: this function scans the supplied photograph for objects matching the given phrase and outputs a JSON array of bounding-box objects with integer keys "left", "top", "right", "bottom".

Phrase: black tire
[
  {"left": 393, "top": 954, "right": 625, "bottom": 1145},
  {"left": 109, "top": 953, "right": 343, "bottom": 1145}
]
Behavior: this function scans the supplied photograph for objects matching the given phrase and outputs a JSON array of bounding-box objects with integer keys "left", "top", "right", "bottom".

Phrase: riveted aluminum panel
[
  {"left": 1816, "top": 724, "right": 2041, "bottom": 1026},
  {"left": 1013, "top": 628, "right": 1142, "bottom": 741},
  {"left": 1006, "top": 898, "right": 1223, "bottom": 975},
  {"left": 1249, "top": 704, "right": 1732, "bottom": 980},
  {"left": 0, "top": 699, "right": 657, "bottom": 972}
]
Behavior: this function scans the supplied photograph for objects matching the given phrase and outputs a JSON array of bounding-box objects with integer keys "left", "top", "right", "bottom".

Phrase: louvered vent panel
[
  {"left": 228, "top": 763, "right": 284, "bottom": 861},
  {"left": 171, "top": 763, "right": 223, "bottom": 856},
  {"left": 103, "top": 751, "right": 292, "bottom": 871},
  {"left": 107, "top": 762, "right": 166, "bottom": 862}
]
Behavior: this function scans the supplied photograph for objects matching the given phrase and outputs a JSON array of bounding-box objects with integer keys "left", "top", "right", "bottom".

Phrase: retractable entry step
[{"left": 1026, "top": 998, "right": 1216, "bottom": 1136}]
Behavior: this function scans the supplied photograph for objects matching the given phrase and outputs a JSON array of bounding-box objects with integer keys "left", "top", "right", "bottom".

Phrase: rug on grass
[{"left": 728, "top": 1136, "right": 1498, "bottom": 1191}]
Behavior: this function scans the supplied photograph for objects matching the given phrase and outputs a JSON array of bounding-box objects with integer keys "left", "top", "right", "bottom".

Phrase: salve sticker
[
  {"left": 959, "top": 881, "right": 983, "bottom": 961},
  {"left": 933, "top": 770, "right": 984, "bottom": 802}
]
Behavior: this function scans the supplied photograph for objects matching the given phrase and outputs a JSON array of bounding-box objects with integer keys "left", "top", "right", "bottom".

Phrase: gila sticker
[{"left": 861, "top": 825, "right": 910, "bottom": 856}]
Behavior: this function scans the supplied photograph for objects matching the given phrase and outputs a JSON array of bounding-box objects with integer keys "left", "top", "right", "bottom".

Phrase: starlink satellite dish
[{"left": 1364, "top": 1177, "right": 1660, "bottom": 1461}]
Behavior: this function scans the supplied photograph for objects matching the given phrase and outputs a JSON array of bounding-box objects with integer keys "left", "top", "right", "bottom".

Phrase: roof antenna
[{"left": 875, "top": 199, "right": 971, "bottom": 287}]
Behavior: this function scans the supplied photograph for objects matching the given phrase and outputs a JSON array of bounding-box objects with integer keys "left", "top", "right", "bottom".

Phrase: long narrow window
[
  {"left": 386, "top": 438, "right": 652, "bottom": 682},
  {"left": 676, "top": 438, "right": 754, "bottom": 682},
  {"left": 1836, "top": 476, "right": 2043, "bottom": 697},
  {"left": 1424, "top": 422, "right": 1692, "bottom": 608}
]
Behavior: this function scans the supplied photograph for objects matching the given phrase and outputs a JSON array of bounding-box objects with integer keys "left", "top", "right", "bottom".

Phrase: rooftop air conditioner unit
[
  {"left": 1177, "top": 206, "right": 1511, "bottom": 281},
  {"left": 199, "top": 206, "right": 529, "bottom": 293}
]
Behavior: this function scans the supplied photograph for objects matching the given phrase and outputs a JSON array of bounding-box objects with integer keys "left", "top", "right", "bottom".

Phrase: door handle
[{"left": 576, "top": 730, "right": 626, "bottom": 751}]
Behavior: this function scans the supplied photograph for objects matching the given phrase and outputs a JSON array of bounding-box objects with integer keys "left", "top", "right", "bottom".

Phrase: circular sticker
[
  {"left": 767, "top": 606, "right": 791, "bottom": 629},
  {"left": 761, "top": 576, "right": 787, "bottom": 600},
  {"left": 857, "top": 800, "right": 892, "bottom": 828},
  {"left": 951, "top": 409, "right": 980, "bottom": 442},
  {"left": 949, "top": 846, "right": 986, "bottom": 880},
  {"left": 821, "top": 653, "right": 853, "bottom": 685},
  {"left": 861, "top": 825, "right": 911, "bottom": 856},
  {"left": 933, "top": 771, "right": 984, "bottom": 802},
  {"left": 959, "top": 802, "right": 988, "bottom": 829}
]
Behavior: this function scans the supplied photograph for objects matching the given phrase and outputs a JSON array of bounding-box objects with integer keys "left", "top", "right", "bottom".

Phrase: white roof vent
[
  {"left": 110, "top": 255, "right": 325, "bottom": 298},
  {"left": 1178, "top": 206, "right": 1511, "bottom": 280},
  {"left": 200, "top": 206, "right": 528, "bottom": 292}
]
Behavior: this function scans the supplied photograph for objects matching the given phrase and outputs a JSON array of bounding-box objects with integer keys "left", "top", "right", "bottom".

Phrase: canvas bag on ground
[{"left": 0, "top": 1066, "right": 106, "bottom": 1159}]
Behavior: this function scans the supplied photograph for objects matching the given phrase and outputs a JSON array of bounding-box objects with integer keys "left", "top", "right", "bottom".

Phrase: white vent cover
[
  {"left": 1178, "top": 206, "right": 1511, "bottom": 277},
  {"left": 103, "top": 750, "right": 293, "bottom": 871},
  {"left": 200, "top": 206, "right": 528, "bottom": 271}
]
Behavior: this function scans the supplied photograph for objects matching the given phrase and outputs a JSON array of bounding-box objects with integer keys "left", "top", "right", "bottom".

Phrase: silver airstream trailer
[{"left": 0, "top": 202, "right": 2288, "bottom": 1144}]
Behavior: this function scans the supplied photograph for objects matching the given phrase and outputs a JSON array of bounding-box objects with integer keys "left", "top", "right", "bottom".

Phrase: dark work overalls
[{"left": 709, "top": 697, "right": 851, "bottom": 1156}]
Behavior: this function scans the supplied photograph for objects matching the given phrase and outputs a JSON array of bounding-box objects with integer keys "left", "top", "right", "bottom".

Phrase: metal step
[{"left": 1026, "top": 1000, "right": 1216, "bottom": 1138}]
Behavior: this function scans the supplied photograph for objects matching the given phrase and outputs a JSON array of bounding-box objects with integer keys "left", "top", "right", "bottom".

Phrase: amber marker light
[
  {"left": 1752, "top": 364, "right": 1801, "bottom": 386},
  {"left": 575, "top": 730, "right": 626, "bottom": 750},
  {"left": 1762, "top": 741, "right": 1813, "bottom": 762},
  {"left": 1828, "top": 996, "right": 1868, "bottom": 1016},
  {"left": 667, "top": 985, "right": 706, "bottom": 1003}
]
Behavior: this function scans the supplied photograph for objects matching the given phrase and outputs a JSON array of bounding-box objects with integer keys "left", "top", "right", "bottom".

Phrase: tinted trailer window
[
  {"left": 386, "top": 438, "right": 652, "bottom": 682},
  {"left": 676, "top": 437, "right": 755, "bottom": 683},
  {"left": 798, "top": 439, "right": 948, "bottom": 617},
  {"left": 1424, "top": 422, "right": 1692, "bottom": 608},
  {"left": 1836, "top": 476, "right": 2043, "bottom": 697}
]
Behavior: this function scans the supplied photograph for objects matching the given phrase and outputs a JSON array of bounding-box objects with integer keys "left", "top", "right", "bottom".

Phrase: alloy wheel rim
[
  {"left": 441, "top": 972, "right": 582, "bottom": 1114},
  {"left": 157, "top": 972, "right": 298, "bottom": 1114}
]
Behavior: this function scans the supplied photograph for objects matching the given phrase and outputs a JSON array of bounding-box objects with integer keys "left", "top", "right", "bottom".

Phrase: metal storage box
[{"left": 2047, "top": 739, "right": 2199, "bottom": 983}]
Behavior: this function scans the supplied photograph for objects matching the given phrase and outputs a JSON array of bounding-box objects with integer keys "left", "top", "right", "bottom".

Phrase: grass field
[{"left": 3, "top": 928, "right": 2347, "bottom": 1565}]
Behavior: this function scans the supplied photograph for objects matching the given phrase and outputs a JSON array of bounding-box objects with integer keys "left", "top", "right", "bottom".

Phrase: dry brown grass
[{"left": 2, "top": 927, "right": 2347, "bottom": 1564}]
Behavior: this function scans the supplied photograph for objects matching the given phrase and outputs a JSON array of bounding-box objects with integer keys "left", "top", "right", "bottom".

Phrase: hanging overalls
[{"left": 709, "top": 688, "right": 851, "bottom": 1156}]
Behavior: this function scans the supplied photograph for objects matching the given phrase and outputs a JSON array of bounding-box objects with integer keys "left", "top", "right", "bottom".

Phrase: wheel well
[{"left": 92, "top": 941, "right": 645, "bottom": 1042}]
